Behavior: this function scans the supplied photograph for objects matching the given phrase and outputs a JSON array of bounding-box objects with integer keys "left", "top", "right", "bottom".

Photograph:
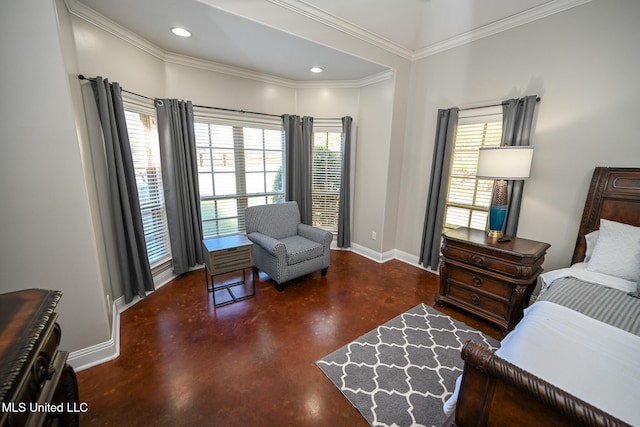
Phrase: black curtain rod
[
  {"left": 78, "top": 74, "right": 156, "bottom": 101},
  {"left": 78, "top": 74, "right": 340, "bottom": 121},
  {"left": 458, "top": 97, "right": 540, "bottom": 112},
  {"left": 191, "top": 103, "right": 281, "bottom": 118}
]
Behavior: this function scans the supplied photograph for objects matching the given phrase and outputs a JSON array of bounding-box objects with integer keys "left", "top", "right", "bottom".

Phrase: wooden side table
[
  {"left": 436, "top": 227, "right": 550, "bottom": 334},
  {"left": 202, "top": 235, "right": 255, "bottom": 307}
]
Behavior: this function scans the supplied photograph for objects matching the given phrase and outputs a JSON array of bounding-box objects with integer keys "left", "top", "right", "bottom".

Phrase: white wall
[
  {"left": 0, "top": 0, "right": 111, "bottom": 353},
  {"left": 396, "top": 0, "right": 640, "bottom": 270},
  {"left": 351, "top": 79, "right": 395, "bottom": 253}
]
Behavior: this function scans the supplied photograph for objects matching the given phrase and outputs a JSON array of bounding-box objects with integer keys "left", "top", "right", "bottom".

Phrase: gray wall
[
  {"left": 0, "top": 0, "right": 111, "bottom": 353},
  {"left": 395, "top": 0, "right": 640, "bottom": 270}
]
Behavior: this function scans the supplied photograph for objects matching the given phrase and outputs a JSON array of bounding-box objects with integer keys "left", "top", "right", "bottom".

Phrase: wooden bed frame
[{"left": 451, "top": 167, "right": 640, "bottom": 427}]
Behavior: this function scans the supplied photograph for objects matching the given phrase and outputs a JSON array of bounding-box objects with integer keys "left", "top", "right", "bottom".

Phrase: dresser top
[
  {"left": 443, "top": 227, "right": 550, "bottom": 258},
  {"left": 0, "top": 289, "right": 61, "bottom": 403}
]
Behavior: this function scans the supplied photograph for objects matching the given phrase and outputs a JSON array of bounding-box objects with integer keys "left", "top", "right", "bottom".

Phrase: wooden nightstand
[
  {"left": 202, "top": 235, "right": 255, "bottom": 307},
  {"left": 436, "top": 227, "right": 550, "bottom": 334}
]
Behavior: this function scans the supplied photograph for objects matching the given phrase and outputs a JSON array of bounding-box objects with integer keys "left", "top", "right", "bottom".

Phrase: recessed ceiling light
[
  {"left": 171, "top": 27, "right": 192, "bottom": 38},
  {"left": 310, "top": 67, "right": 324, "bottom": 73}
]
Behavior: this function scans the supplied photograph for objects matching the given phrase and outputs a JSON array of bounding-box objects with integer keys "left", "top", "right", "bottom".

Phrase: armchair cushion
[{"left": 280, "top": 236, "right": 324, "bottom": 265}]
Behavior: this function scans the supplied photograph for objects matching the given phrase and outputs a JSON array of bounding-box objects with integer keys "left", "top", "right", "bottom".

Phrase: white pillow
[
  {"left": 584, "top": 230, "right": 599, "bottom": 262},
  {"left": 586, "top": 219, "right": 640, "bottom": 282}
]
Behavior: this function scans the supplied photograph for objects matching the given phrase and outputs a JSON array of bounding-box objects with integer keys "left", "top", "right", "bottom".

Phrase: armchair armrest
[
  {"left": 298, "top": 224, "right": 333, "bottom": 247},
  {"left": 247, "top": 232, "right": 286, "bottom": 257}
]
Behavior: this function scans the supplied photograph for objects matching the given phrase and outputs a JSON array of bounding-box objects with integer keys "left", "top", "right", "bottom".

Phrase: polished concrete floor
[{"left": 77, "top": 250, "right": 501, "bottom": 426}]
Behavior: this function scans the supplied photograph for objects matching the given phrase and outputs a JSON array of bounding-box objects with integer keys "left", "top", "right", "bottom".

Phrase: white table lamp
[{"left": 476, "top": 146, "right": 533, "bottom": 239}]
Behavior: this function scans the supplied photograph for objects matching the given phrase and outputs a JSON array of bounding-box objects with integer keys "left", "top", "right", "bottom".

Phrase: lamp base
[
  {"left": 487, "top": 202, "right": 507, "bottom": 240},
  {"left": 487, "top": 229, "right": 503, "bottom": 239}
]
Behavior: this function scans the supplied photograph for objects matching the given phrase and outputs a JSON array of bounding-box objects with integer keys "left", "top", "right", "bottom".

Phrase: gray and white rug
[{"left": 316, "top": 303, "right": 500, "bottom": 427}]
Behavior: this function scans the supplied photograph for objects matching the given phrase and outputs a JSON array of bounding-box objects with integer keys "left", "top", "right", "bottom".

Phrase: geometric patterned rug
[{"left": 316, "top": 303, "right": 500, "bottom": 427}]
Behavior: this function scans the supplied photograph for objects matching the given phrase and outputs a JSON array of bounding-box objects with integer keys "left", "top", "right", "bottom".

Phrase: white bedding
[
  {"left": 497, "top": 301, "right": 640, "bottom": 425},
  {"left": 444, "top": 265, "right": 640, "bottom": 424}
]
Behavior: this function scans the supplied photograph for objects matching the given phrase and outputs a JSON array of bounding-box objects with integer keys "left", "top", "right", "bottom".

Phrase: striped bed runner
[{"left": 538, "top": 277, "right": 640, "bottom": 336}]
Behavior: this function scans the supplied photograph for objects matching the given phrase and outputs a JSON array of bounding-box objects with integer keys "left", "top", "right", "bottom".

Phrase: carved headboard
[{"left": 571, "top": 167, "right": 640, "bottom": 264}]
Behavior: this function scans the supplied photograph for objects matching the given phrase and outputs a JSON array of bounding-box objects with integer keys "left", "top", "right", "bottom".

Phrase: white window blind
[
  {"left": 312, "top": 129, "right": 343, "bottom": 234},
  {"left": 444, "top": 110, "right": 503, "bottom": 231},
  {"left": 123, "top": 109, "right": 172, "bottom": 267},
  {"left": 194, "top": 111, "right": 284, "bottom": 238}
]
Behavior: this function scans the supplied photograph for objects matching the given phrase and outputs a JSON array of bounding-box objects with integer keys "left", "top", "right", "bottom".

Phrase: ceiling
[{"left": 69, "top": 0, "right": 585, "bottom": 83}]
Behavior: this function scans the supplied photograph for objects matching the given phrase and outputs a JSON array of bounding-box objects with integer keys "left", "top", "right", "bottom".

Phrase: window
[
  {"left": 194, "top": 112, "right": 284, "bottom": 238},
  {"left": 123, "top": 106, "right": 172, "bottom": 267},
  {"left": 312, "top": 128, "right": 343, "bottom": 234},
  {"left": 444, "top": 109, "right": 503, "bottom": 232}
]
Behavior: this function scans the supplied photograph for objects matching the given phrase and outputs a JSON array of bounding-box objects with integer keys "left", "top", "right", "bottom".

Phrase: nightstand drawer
[
  {"left": 442, "top": 246, "right": 528, "bottom": 278},
  {"left": 208, "top": 246, "right": 253, "bottom": 275},
  {"left": 447, "top": 267, "right": 512, "bottom": 299},
  {"left": 446, "top": 282, "right": 508, "bottom": 317}
]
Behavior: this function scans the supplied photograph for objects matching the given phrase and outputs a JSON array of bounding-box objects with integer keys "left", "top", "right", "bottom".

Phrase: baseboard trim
[
  {"left": 348, "top": 244, "right": 439, "bottom": 275},
  {"left": 349, "top": 242, "right": 395, "bottom": 263},
  {"left": 68, "top": 268, "right": 180, "bottom": 372},
  {"left": 67, "top": 299, "right": 120, "bottom": 371}
]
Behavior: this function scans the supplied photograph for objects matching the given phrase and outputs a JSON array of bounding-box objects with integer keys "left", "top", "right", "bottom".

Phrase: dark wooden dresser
[
  {"left": 0, "top": 289, "right": 79, "bottom": 427},
  {"left": 436, "top": 227, "right": 550, "bottom": 334}
]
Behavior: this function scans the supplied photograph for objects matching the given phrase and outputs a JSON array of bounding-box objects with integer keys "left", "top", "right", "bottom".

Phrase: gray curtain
[
  {"left": 337, "top": 116, "right": 353, "bottom": 248},
  {"left": 502, "top": 95, "right": 538, "bottom": 236},
  {"left": 419, "top": 108, "right": 459, "bottom": 270},
  {"left": 155, "top": 99, "right": 204, "bottom": 275},
  {"left": 89, "top": 77, "right": 154, "bottom": 303},
  {"left": 283, "top": 114, "right": 313, "bottom": 224}
]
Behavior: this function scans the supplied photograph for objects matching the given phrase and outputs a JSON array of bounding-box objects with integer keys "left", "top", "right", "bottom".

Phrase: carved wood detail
[{"left": 459, "top": 341, "right": 630, "bottom": 427}]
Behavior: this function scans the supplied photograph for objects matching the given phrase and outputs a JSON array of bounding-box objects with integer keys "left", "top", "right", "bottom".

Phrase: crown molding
[
  {"left": 163, "top": 52, "right": 299, "bottom": 88},
  {"left": 64, "top": 0, "right": 391, "bottom": 89},
  {"left": 413, "top": 0, "right": 592, "bottom": 60},
  {"left": 268, "top": 0, "right": 592, "bottom": 61},
  {"left": 65, "top": 0, "right": 588, "bottom": 86},
  {"left": 295, "top": 69, "right": 395, "bottom": 89},
  {"left": 64, "top": 0, "right": 165, "bottom": 60},
  {"left": 266, "top": 0, "right": 414, "bottom": 60}
]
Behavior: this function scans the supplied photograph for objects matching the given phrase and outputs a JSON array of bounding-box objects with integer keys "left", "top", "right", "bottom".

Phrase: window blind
[
  {"left": 312, "top": 130, "right": 343, "bottom": 234},
  {"left": 444, "top": 114, "right": 503, "bottom": 231},
  {"left": 194, "top": 110, "right": 284, "bottom": 238},
  {"left": 124, "top": 110, "right": 172, "bottom": 266}
]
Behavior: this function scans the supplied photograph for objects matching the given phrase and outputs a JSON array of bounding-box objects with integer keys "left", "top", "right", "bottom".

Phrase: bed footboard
[{"left": 451, "top": 341, "right": 629, "bottom": 427}]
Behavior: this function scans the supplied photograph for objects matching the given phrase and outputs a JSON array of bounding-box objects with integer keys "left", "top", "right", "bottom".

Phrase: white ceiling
[{"left": 69, "top": 0, "right": 587, "bottom": 83}]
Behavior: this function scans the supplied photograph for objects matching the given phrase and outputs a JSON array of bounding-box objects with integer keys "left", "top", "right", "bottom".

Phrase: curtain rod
[
  {"left": 78, "top": 75, "right": 156, "bottom": 102},
  {"left": 78, "top": 74, "right": 340, "bottom": 121},
  {"left": 458, "top": 97, "right": 540, "bottom": 112}
]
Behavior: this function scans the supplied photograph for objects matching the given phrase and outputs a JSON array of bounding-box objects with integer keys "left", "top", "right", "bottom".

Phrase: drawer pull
[
  {"left": 472, "top": 276, "right": 483, "bottom": 287},
  {"left": 471, "top": 255, "right": 486, "bottom": 267},
  {"left": 470, "top": 295, "right": 480, "bottom": 305}
]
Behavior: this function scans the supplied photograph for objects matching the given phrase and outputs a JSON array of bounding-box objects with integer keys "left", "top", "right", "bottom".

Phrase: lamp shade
[{"left": 476, "top": 146, "right": 533, "bottom": 180}]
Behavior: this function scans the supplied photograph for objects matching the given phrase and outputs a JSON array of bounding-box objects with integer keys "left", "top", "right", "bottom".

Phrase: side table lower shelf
[{"left": 205, "top": 267, "right": 255, "bottom": 307}]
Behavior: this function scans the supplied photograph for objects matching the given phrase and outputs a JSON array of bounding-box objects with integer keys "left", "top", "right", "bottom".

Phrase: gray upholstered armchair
[{"left": 244, "top": 202, "right": 332, "bottom": 291}]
